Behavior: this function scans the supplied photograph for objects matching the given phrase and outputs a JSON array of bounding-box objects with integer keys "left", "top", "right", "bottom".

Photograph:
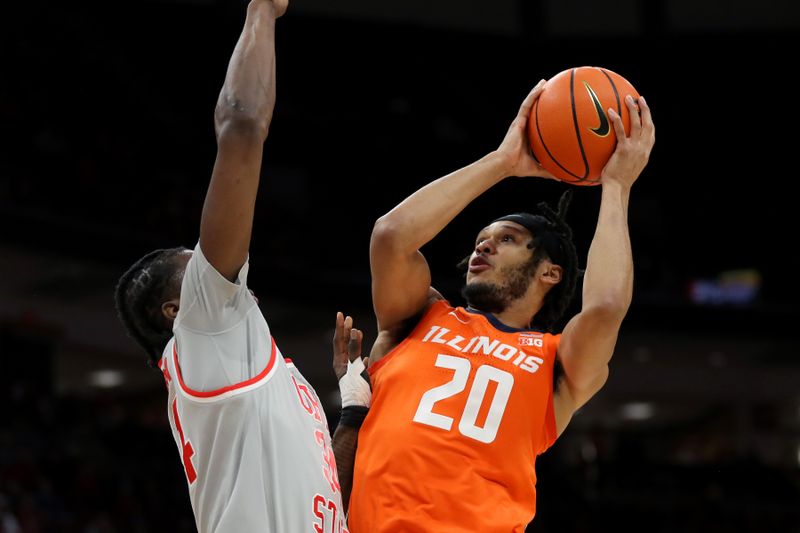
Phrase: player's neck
[
  {"left": 492, "top": 307, "right": 533, "bottom": 330},
  {"left": 479, "top": 292, "right": 542, "bottom": 331}
]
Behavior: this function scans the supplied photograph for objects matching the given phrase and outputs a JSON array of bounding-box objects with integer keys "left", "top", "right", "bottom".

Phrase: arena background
[{"left": 2, "top": 0, "right": 800, "bottom": 531}]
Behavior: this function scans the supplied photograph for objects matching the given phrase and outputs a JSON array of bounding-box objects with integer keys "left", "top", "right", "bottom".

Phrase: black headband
[{"left": 492, "top": 213, "right": 566, "bottom": 266}]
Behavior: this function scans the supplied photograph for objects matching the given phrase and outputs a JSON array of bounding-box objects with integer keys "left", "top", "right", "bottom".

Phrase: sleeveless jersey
[
  {"left": 348, "top": 300, "right": 559, "bottom": 533},
  {"left": 158, "top": 244, "right": 347, "bottom": 533}
]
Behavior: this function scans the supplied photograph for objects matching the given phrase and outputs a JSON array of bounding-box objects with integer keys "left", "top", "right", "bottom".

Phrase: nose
[{"left": 475, "top": 238, "right": 496, "bottom": 255}]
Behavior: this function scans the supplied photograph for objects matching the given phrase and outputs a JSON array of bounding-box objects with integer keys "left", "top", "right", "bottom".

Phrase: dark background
[{"left": 2, "top": 0, "right": 800, "bottom": 531}]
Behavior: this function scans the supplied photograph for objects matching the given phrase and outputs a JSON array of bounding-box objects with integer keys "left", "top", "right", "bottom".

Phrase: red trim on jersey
[{"left": 172, "top": 337, "right": 278, "bottom": 398}]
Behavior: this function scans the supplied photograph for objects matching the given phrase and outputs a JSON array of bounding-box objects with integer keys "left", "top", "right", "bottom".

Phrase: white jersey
[{"left": 158, "top": 244, "right": 347, "bottom": 533}]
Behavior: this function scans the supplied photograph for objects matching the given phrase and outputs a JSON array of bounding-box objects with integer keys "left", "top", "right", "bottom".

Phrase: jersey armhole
[
  {"left": 540, "top": 383, "right": 557, "bottom": 454},
  {"left": 538, "top": 334, "right": 561, "bottom": 454},
  {"left": 367, "top": 300, "right": 450, "bottom": 378},
  {"left": 172, "top": 337, "right": 280, "bottom": 402}
]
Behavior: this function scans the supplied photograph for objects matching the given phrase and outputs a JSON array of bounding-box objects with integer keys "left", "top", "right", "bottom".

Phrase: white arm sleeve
[{"left": 172, "top": 243, "right": 272, "bottom": 392}]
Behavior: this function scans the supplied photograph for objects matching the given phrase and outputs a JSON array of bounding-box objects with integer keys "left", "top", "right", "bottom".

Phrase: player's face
[
  {"left": 462, "top": 221, "right": 539, "bottom": 312},
  {"left": 466, "top": 221, "right": 534, "bottom": 286}
]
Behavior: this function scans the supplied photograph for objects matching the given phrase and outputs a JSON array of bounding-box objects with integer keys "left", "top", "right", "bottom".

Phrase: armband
[{"left": 338, "top": 405, "right": 369, "bottom": 429}]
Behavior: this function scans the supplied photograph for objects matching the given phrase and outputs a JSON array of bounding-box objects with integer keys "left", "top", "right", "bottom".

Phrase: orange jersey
[{"left": 348, "top": 301, "right": 559, "bottom": 533}]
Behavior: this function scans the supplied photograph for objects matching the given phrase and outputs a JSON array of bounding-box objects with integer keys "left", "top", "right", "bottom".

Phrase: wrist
[
  {"left": 339, "top": 405, "right": 369, "bottom": 429},
  {"left": 339, "top": 357, "right": 372, "bottom": 408},
  {"left": 601, "top": 177, "right": 632, "bottom": 196},
  {"left": 482, "top": 151, "right": 514, "bottom": 182}
]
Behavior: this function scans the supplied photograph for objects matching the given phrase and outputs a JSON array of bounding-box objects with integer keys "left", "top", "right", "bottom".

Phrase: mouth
[{"left": 468, "top": 257, "right": 492, "bottom": 273}]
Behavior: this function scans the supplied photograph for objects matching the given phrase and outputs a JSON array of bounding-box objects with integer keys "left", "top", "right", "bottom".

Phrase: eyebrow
[
  {"left": 497, "top": 224, "right": 526, "bottom": 234},
  {"left": 476, "top": 224, "right": 528, "bottom": 241}
]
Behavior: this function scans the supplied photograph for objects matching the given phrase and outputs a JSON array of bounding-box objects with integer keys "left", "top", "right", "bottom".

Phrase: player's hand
[
  {"left": 601, "top": 95, "right": 655, "bottom": 188},
  {"left": 333, "top": 312, "right": 372, "bottom": 408},
  {"left": 332, "top": 312, "right": 365, "bottom": 381},
  {"left": 496, "top": 79, "right": 558, "bottom": 181}
]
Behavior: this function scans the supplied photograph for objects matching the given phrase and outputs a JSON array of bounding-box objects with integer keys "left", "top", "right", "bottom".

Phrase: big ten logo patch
[{"left": 518, "top": 334, "right": 543, "bottom": 348}]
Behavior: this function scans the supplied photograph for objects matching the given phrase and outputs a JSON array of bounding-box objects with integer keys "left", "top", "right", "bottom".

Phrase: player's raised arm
[
  {"left": 369, "top": 81, "right": 551, "bottom": 339},
  {"left": 199, "top": 0, "right": 287, "bottom": 282},
  {"left": 554, "top": 95, "right": 655, "bottom": 429}
]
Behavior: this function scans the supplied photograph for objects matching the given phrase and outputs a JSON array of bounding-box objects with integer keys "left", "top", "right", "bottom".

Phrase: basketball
[{"left": 528, "top": 66, "right": 640, "bottom": 185}]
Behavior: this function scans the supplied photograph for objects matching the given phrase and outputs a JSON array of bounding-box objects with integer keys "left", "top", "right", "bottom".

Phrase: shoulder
[{"left": 369, "top": 290, "right": 448, "bottom": 366}]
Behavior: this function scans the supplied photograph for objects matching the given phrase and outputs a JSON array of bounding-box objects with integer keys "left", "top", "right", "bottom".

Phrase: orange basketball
[{"left": 528, "top": 66, "right": 640, "bottom": 186}]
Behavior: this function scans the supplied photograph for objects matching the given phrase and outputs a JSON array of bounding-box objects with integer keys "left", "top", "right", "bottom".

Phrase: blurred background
[{"left": 2, "top": 0, "right": 800, "bottom": 531}]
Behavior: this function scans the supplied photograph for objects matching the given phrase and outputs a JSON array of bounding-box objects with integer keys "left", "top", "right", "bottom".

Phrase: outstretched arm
[
  {"left": 199, "top": 0, "right": 287, "bottom": 281},
  {"left": 554, "top": 95, "right": 656, "bottom": 431},
  {"left": 370, "top": 81, "right": 553, "bottom": 346}
]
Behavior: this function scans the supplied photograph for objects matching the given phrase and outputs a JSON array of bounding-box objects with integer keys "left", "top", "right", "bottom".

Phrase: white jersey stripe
[{"left": 172, "top": 337, "right": 280, "bottom": 403}]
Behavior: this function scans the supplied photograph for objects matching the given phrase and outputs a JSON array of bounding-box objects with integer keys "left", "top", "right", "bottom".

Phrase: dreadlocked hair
[
  {"left": 529, "top": 189, "right": 581, "bottom": 332},
  {"left": 114, "top": 247, "right": 189, "bottom": 368}
]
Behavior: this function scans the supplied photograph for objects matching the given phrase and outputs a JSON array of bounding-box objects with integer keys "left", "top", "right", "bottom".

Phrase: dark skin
[
  {"left": 136, "top": 0, "right": 288, "bottom": 508},
  {"left": 157, "top": 6, "right": 364, "bottom": 521},
  {"left": 331, "top": 311, "right": 365, "bottom": 512},
  {"left": 158, "top": 0, "right": 286, "bottom": 324}
]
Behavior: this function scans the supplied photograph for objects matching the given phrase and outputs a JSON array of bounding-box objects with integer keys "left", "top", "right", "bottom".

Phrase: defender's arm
[{"left": 199, "top": 0, "right": 286, "bottom": 281}]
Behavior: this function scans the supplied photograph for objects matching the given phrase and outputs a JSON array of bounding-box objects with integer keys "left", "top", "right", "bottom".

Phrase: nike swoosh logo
[
  {"left": 584, "top": 81, "right": 610, "bottom": 137},
  {"left": 448, "top": 311, "right": 469, "bottom": 324}
]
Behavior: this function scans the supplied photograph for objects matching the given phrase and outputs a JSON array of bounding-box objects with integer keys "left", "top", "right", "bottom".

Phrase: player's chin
[
  {"left": 463, "top": 278, "right": 494, "bottom": 295},
  {"left": 465, "top": 270, "right": 491, "bottom": 285}
]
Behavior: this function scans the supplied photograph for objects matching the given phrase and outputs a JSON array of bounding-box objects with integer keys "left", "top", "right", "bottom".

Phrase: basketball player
[
  {"left": 345, "top": 81, "right": 656, "bottom": 531},
  {"left": 113, "top": 1, "right": 350, "bottom": 531}
]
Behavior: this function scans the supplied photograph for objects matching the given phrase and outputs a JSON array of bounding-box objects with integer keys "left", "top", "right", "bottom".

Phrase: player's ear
[
  {"left": 541, "top": 263, "right": 562, "bottom": 286},
  {"left": 162, "top": 299, "right": 180, "bottom": 321}
]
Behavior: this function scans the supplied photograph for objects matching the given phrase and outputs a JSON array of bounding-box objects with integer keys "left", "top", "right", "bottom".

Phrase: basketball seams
[
  {"left": 569, "top": 68, "right": 591, "bottom": 182},
  {"left": 534, "top": 69, "right": 588, "bottom": 182},
  {"left": 600, "top": 68, "right": 622, "bottom": 119},
  {"left": 530, "top": 66, "right": 635, "bottom": 186},
  {"left": 533, "top": 92, "right": 579, "bottom": 180}
]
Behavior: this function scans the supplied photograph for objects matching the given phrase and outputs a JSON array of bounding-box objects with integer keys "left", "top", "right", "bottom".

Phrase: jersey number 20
[{"left": 413, "top": 354, "right": 513, "bottom": 444}]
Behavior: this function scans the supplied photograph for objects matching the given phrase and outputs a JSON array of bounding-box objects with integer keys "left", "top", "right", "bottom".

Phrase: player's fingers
[
  {"left": 348, "top": 328, "right": 363, "bottom": 363},
  {"left": 624, "top": 95, "right": 641, "bottom": 137},
  {"left": 638, "top": 96, "right": 653, "bottom": 133},
  {"left": 517, "top": 79, "right": 546, "bottom": 120},
  {"left": 333, "top": 311, "right": 344, "bottom": 349},
  {"left": 332, "top": 312, "right": 347, "bottom": 377},
  {"left": 608, "top": 107, "right": 626, "bottom": 143},
  {"left": 341, "top": 315, "right": 353, "bottom": 353}
]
